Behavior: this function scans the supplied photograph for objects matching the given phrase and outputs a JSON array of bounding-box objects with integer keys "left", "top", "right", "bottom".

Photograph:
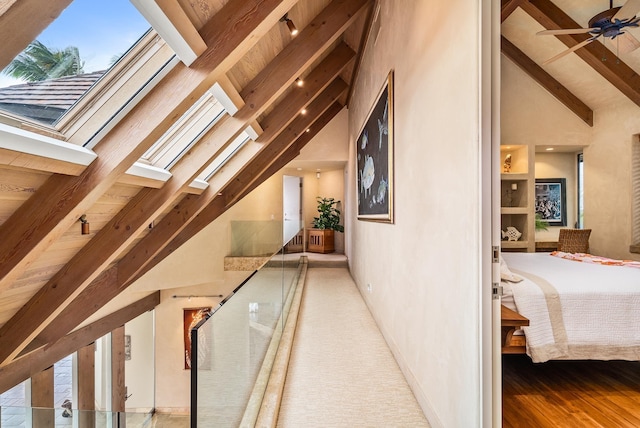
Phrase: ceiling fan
[{"left": 537, "top": 0, "right": 640, "bottom": 64}]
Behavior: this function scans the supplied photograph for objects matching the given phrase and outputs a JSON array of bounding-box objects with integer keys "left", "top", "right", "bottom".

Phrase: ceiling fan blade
[
  {"left": 537, "top": 28, "right": 597, "bottom": 36},
  {"left": 614, "top": 0, "right": 640, "bottom": 20},
  {"left": 542, "top": 38, "right": 595, "bottom": 65},
  {"left": 614, "top": 31, "right": 640, "bottom": 54}
]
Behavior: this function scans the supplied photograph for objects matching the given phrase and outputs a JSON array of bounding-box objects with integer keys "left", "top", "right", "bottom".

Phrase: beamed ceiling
[
  {"left": 0, "top": 0, "right": 373, "bottom": 392},
  {"left": 502, "top": 0, "right": 640, "bottom": 126},
  {"left": 2, "top": 0, "right": 640, "bottom": 393}
]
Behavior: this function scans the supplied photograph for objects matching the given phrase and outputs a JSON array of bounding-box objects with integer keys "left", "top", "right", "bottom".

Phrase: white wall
[
  {"left": 124, "top": 310, "right": 154, "bottom": 412},
  {"left": 346, "top": 1, "right": 484, "bottom": 426}
]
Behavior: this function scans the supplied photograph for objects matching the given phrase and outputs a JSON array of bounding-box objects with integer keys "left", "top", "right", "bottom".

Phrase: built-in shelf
[
  {"left": 501, "top": 241, "right": 529, "bottom": 249},
  {"left": 501, "top": 207, "right": 528, "bottom": 215},
  {"left": 500, "top": 144, "right": 535, "bottom": 252}
]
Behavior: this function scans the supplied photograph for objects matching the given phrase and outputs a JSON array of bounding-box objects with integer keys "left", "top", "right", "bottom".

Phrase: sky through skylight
[{"left": 0, "top": 0, "right": 150, "bottom": 88}]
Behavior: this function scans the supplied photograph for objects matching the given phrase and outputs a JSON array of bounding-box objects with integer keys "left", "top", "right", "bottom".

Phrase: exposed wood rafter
[
  {"left": 520, "top": 0, "right": 640, "bottom": 108},
  {"left": 0, "top": 0, "right": 73, "bottom": 70},
  {"left": 501, "top": 36, "right": 593, "bottom": 126},
  {"left": 0, "top": 0, "right": 297, "bottom": 313},
  {"left": 142, "top": 86, "right": 347, "bottom": 279},
  {"left": 0, "top": 291, "right": 159, "bottom": 394},
  {"left": 501, "top": 0, "right": 522, "bottom": 22},
  {"left": 16, "top": 37, "right": 356, "bottom": 357}
]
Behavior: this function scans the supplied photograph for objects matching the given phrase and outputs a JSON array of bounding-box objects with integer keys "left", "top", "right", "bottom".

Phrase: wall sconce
[
  {"left": 280, "top": 14, "right": 298, "bottom": 36},
  {"left": 79, "top": 214, "right": 90, "bottom": 235},
  {"left": 316, "top": 171, "right": 321, "bottom": 179}
]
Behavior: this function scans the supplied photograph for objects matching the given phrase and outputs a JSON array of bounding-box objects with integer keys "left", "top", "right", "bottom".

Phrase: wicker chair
[{"left": 557, "top": 228, "right": 592, "bottom": 253}]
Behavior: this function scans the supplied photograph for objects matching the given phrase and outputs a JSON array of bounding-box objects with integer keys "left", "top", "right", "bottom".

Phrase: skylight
[
  {"left": 0, "top": 0, "right": 150, "bottom": 126},
  {"left": 141, "top": 92, "right": 226, "bottom": 170},
  {"left": 198, "top": 132, "right": 251, "bottom": 182}
]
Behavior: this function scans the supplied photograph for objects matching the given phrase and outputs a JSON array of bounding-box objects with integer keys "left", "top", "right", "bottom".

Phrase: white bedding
[{"left": 502, "top": 252, "right": 640, "bottom": 363}]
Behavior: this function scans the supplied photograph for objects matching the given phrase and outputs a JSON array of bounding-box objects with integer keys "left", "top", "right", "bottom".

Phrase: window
[
  {"left": 576, "top": 152, "right": 584, "bottom": 229},
  {"left": 141, "top": 93, "right": 226, "bottom": 169},
  {"left": 631, "top": 137, "right": 640, "bottom": 252},
  {"left": 0, "top": 0, "right": 150, "bottom": 126}
]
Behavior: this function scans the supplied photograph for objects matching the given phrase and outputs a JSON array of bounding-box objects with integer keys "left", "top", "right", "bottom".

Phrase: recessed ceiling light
[{"left": 546, "top": 147, "right": 554, "bottom": 151}]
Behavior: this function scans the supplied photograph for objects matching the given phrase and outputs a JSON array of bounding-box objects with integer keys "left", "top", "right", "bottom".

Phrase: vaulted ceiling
[
  {"left": 0, "top": 0, "right": 373, "bottom": 392},
  {"left": 502, "top": 0, "right": 640, "bottom": 126},
  {"left": 3, "top": 0, "right": 640, "bottom": 393}
]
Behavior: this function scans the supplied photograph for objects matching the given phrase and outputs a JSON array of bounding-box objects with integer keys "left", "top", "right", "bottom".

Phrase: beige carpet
[{"left": 277, "top": 267, "right": 430, "bottom": 427}]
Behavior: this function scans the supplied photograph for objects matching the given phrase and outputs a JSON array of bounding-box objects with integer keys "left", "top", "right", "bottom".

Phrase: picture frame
[
  {"left": 535, "top": 178, "right": 567, "bottom": 226},
  {"left": 356, "top": 70, "right": 394, "bottom": 222},
  {"left": 183, "top": 307, "right": 211, "bottom": 370}
]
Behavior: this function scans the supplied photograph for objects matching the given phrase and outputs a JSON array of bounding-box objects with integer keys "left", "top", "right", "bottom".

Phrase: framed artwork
[
  {"left": 356, "top": 70, "right": 394, "bottom": 222},
  {"left": 183, "top": 307, "right": 211, "bottom": 370},
  {"left": 535, "top": 178, "right": 567, "bottom": 226},
  {"left": 124, "top": 335, "right": 131, "bottom": 361}
]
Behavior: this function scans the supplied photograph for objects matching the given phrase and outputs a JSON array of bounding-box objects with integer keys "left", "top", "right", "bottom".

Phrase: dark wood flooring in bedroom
[{"left": 503, "top": 355, "right": 640, "bottom": 427}]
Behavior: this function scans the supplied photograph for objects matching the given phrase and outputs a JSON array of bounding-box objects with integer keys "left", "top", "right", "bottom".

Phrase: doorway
[{"left": 282, "top": 175, "right": 302, "bottom": 246}]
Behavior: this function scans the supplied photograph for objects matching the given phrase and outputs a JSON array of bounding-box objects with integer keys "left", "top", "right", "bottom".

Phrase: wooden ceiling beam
[
  {"left": 225, "top": 80, "right": 347, "bottom": 204},
  {"left": 0, "top": 0, "right": 297, "bottom": 303},
  {"left": 234, "top": 103, "right": 345, "bottom": 204},
  {"left": 138, "top": 85, "right": 346, "bottom": 281},
  {"left": 501, "top": 0, "right": 522, "bottom": 22},
  {"left": 520, "top": 0, "right": 640, "bottom": 108},
  {"left": 24, "top": 95, "right": 343, "bottom": 355},
  {"left": 501, "top": 36, "right": 593, "bottom": 126},
  {"left": 19, "top": 50, "right": 353, "bottom": 354},
  {"left": 238, "top": 0, "right": 369, "bottom": 117},
  {"left": 0, "top": 0, "right": 73, "bottom": 70},
  {"left": 0, "top": 291, "right": 159, "bottom": 392},
  {"left": 256, "top": 42, "right": 354, "bottom": 143},
  {"left": 120, "top": 78, "right": 348, "bottom": 287},
  {"left": 0, "top": 0, "right": 298, "bottom": 364}
]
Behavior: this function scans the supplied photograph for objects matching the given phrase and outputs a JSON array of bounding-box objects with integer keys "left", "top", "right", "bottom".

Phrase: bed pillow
[{"left": 500, "top": 255, "right": 523, "bottom": 283}]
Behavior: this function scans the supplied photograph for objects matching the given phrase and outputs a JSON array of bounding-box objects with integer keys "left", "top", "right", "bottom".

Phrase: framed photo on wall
[
  {"left": 356, "top": 70, "right": 394, "bottom": 222},
  {"left": 535, "top": 178, "right": 567, "bottom": 226},
  {"left": 183, "top": 307, "right": 211, "bottom": 370}
]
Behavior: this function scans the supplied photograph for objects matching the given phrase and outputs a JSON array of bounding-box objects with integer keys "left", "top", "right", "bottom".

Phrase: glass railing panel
[
  {"left": 192, "top": 247, "right": 301, "bottom": 427},
  {"left": 0, "top": 406, "right": 163, "bottom": 427},
  {"left": 229, "top": 220, "right": 284, "bottom": 257}
]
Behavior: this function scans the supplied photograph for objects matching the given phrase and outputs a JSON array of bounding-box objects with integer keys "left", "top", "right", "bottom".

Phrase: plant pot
[{"left": 307, "top": 229, "right": 334, "bottom": 253}]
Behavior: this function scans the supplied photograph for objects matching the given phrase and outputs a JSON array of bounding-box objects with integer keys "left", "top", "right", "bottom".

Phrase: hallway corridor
[{"left": 277, "top": 262, "right": 430, "bottom": 427}]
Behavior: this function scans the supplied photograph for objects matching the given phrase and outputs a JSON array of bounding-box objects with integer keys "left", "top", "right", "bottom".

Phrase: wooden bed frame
[{"left": 501, "top": 304, "right": 529, "bottom": 354}]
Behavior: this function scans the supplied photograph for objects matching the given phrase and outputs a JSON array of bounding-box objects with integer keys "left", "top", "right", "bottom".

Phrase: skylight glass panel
[
  {"left": 141, "top": 92, "right": 226, "bottom": 170},
  {"left": 0, "top": 0, "right": 150, "bottom": 126},
  {"left": 199, "top": 132, "right": 250, "bottom": 182}
]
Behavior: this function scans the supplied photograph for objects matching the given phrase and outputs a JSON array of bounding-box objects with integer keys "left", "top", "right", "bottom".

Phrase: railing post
[{"left": 190, "top": 327, "right": 198, "bottom": 428}]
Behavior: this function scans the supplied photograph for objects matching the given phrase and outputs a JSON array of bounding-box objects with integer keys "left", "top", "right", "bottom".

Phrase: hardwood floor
[{"left": 503, "top": 355, "right": 640, "bottom": 427}]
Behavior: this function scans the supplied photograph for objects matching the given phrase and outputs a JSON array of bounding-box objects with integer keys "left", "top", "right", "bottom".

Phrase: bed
[{"left": 501, "top": 252, "right": 640, "bottom": 363}]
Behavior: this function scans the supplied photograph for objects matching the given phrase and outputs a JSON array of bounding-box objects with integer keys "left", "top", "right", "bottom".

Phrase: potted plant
[
  {"left": 535, "top": 213, "right": 548, "bottom": 231},
  {"left": 308, "top": 197, "right": 343, "bottom": 253}
]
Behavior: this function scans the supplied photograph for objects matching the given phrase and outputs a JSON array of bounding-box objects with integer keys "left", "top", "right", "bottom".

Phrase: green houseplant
[
  {"left": 308, "top": 197, "right": 343, "bottom": 253},
  {"left": 535, "top": 213, "right": 548, "bottom": 231},
  {"left": 312, "top": 197, "right": 344, "bottom": 232}
]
